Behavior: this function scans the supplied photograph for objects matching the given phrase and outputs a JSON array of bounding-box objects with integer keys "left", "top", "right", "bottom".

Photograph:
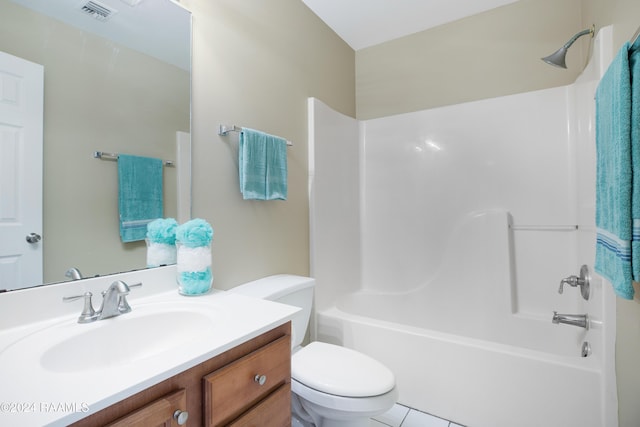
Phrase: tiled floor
[{"left": 371, "top": 404, "right": 464, "bottom": 427}]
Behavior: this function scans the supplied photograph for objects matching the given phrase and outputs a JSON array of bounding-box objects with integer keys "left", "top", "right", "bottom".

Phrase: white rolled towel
[
  {"left": 176, "top": 245, "right": 211, "bottom": 272},
  {"left": 147, "top": 243, "right": 177, "bottom": 267}
]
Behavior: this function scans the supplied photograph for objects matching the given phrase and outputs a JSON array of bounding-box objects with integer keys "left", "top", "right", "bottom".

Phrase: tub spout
[{"left": 552, "top": 311, "right": 589, "bottom": 329}]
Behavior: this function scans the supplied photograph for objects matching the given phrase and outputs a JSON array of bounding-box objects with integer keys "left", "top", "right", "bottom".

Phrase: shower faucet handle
[
  {"left": 558, "top": 276, "right": 580, "bottom": 293},
  {"left": 558, "top": 265, "right": 590, "bottom": 300}
]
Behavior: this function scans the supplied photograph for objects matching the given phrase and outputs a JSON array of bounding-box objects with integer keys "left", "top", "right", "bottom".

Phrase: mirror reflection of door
[{"left": 0, "top": 50, "right": 43, "bottom": 291}]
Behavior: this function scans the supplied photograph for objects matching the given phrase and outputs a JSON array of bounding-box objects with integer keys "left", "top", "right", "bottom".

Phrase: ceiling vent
[{"left": 78, "top": 1, "right": 117, "bottom": 22}]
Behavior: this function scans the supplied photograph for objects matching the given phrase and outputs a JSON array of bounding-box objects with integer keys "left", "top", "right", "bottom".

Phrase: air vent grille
[{"left": 79, "top": 1, "right": 117, "bottom": 21}]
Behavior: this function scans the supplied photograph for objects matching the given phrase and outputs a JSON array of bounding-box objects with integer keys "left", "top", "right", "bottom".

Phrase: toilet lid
[{"left": 291, "top": 342, "right": 395, "bottom": 397}]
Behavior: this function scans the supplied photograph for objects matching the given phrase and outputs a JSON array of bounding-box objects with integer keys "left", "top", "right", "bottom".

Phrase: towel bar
[
  {"left": 509, "top": 224, "right": 578, "bottom": 231},
  {"left": 218, "top": 124, "right": 293, "bottom": 146},
  {"left": 631, "top": 24, "right": 640, "bottom": 45},
  {"left": 93, "top": 151, "right": 174, "bottom": 167}
]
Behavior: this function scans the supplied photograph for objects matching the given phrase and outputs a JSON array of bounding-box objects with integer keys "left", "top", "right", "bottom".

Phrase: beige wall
[
  {"left": 356, "top": 0, "right": 586, "bottom": 120},
  {"left": 0, "top": 2, "right": 190, "bottom": 286},
  {"left": 180, "top": 0, "right": 355, "bottom": 288}
]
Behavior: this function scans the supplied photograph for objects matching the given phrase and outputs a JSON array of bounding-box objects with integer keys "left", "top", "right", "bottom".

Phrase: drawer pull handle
[
  {"left": 254, "top": 374, "right": 267, "bottom": 386},
  {"left": 173, "top": 409, "right": 189, "bottom": 425}
]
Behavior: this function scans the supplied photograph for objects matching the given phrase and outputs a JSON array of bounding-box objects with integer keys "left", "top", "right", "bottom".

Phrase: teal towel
[
  {"left": 594, "top": 42, "right": 634, "bottom": 299},
  {"left": 239, "top": 128, "right": 288, "bottom": 200},
  {"left": 630, "top": 41, "right": 640, "bottom": 283},
  {"left": 118, "top": 154, "right": 164, "bottom": 243}
]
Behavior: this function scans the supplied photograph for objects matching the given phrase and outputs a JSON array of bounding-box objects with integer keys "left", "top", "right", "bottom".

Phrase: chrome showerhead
[{"left": 542, "top": 25, "right": 595, "bottom": 69}]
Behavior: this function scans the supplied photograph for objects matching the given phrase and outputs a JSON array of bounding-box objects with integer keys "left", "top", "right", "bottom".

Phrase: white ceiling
[{"left": 301, "top": 0, "right": 520, "bottom": 50}]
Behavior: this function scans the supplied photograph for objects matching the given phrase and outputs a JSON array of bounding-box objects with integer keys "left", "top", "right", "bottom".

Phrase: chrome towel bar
[
  {"left": 218, "top": 124, "right": 293, "bottom": 146},
  {"left": 93, "top": 151, "right": 174, "bottom": 167}
]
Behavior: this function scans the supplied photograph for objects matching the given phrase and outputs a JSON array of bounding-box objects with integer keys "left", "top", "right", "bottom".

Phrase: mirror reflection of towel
[
  {"left": 239, "top": 128, "right": 288, "bottom": 200},
  {"left": 118, "top": 154, "right": 163, "bottom": 242}
]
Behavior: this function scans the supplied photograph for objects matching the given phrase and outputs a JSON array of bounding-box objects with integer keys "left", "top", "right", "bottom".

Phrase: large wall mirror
[{"left": 0, "top": 0, "right": 191, "bottom": 291}]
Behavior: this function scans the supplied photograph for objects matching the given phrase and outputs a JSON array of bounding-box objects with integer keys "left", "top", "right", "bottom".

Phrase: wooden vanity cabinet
[{"left": 70, "top": 322, "right": 291, "bottom": 427}]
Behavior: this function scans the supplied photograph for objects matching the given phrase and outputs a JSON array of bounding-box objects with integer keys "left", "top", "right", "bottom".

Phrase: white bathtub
[
  {"left": 313, "top": 212, "right": 612, "bottom": 427},
  {"left": 316, "top": 303, "right": 604, "bottom": 427}
]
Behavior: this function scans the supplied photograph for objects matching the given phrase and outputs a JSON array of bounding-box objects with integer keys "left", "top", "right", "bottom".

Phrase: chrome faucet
[
  {"left": 65, "top": 267, "right": 83, "bottom": 281},
  {"left": 63, "top": 281, "right": 141, "bottom": 323},
  {"left": 552, "top": 311, "right": 589, "bottom": 329},
  {"left": 98, "top": 280, "right": 131, "bottom": 320}
]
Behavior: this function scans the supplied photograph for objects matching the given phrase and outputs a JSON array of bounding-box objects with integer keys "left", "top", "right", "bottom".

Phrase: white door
[{"left": 0, "top": 51, "right": 44, "bottom": 291}]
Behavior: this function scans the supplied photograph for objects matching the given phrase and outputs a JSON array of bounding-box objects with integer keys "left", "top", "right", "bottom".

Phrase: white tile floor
[{"left": 371, "top": 404, "right": 464, "bottom": 427}]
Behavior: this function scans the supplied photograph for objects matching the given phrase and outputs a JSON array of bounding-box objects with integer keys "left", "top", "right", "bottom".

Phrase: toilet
[{"left": 230, "top": 274, "right": 398, "bottom": 427}]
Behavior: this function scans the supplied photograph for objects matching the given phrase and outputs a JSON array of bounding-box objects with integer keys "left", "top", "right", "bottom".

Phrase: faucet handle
[
  {"left": 63, "top": 292, "right": 97, "bottom": 323},
  {"left": 558, "top": 276, "right": 578, "bottom": 294},
  {"left": 117, "top": 282, "right": 142, "bottom": 314},
  {"left": 558, "top": 265, "right": 590, "bottom": 300}
]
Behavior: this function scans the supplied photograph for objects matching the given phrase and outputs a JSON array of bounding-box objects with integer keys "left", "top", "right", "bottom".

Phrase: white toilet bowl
[
  {"left": 290, "top": 342, "right": 398, "bottom": 427},
  {"left": 229, "top": 275, "right": 398, "bottom": 427}
]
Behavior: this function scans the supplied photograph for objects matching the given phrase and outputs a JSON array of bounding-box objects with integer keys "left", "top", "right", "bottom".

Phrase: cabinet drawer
[
  {"left": 204, "top": 334, "right": 290, "bottom": 426},
  {"left": 105, "top": 389, "right": 187, "bottom": 427},
  {"left": 228, "top": 383, "right": 291, "bottom": 427}
]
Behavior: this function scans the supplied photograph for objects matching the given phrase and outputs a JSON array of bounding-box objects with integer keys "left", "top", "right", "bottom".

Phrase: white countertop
[{"left": 0, "top": 266, "right": 299, "bottom": 426}]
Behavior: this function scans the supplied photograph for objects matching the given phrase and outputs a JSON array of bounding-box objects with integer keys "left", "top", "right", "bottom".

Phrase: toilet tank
[{"left": 229, "top": 275, "right": 315, "bottom": 350}]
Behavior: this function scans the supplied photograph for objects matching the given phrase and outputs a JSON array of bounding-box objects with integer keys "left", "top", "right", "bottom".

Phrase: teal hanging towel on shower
[
  {"left": 118, "top": 154, "right": 164, "bottom": 242},
  {"left": 238, "top": 127, "right": 288, "bottom": 200},
  {"left": 594, "top": 42, "right": 634, "bottom": 299},
  {"left": 629, "top": 39, "right": 640, "bottom": 285}
]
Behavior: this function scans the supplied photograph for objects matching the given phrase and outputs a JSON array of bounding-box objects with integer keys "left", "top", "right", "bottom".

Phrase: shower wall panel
[{"left": 360, "top": 87, "right": 576, "bottom": 313}]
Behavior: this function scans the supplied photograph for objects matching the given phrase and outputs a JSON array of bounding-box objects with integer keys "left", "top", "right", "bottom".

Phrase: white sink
[{"left": 0, "top": 301, "right": 223, "bottom": 373}]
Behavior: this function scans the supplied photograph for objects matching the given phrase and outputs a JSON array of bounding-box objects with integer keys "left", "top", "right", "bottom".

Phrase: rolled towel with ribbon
[
  {"left": 176, "top": 218, "right": 214, "bottom": 295},
  {"left": 146, "top": 218, "right": 178, "bottom": 267}
]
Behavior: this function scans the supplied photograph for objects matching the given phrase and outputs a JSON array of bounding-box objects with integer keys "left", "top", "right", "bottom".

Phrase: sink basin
[{"left": 0, "top": 302, "right": 223, "bottom": 373}]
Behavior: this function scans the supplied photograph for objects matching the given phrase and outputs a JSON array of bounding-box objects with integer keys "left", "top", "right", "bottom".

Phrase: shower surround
[{"left": 308, "top": 27, "right": 617, "bottom": 427}]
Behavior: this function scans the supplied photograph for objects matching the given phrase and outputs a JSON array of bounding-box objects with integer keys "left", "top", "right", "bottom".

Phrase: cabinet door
[
  {"left": 228, "top": 383, "right": 291, "bottom": 427},
  {"left": 106, "top": 389, "right": 188, "bottom": 427}
]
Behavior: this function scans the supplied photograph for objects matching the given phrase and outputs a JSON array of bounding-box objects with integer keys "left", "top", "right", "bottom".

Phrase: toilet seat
[{"left": 292, "top": 342, "right": 395, "bottom": 397}]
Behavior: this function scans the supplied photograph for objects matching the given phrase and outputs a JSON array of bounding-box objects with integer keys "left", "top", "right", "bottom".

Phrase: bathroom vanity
[
  {"left": 0, "top": 266, "right": 299, "bottom": 426},
  {"left": 72, "top": 322, "right": 291, "bottom": 426}
]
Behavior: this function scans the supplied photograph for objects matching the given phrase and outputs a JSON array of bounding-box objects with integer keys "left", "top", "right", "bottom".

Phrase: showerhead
[{"left": 541, "top": 25, "right": 595, "bottom": 69}]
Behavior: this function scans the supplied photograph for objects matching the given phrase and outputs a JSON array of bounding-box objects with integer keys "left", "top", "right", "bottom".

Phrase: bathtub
[
  {"left": 308, "top": 26, "right": 617, "bottom": 427},
  {"left": 316, "top": 304, "right": 604, "bottom": 427},
  {"left": 313, "top": 212, "right": 613, "bottom": 427}
]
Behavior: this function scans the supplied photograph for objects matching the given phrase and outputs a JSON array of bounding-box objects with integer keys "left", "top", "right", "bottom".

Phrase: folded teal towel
[
  {"left": 239, "top": 127, "right": 288, "bottom": 200},
  {"left": 595, "top": 42, "right": 634, "bottom": 299},
  {"left": 630, "top": 42, "right": 640, "bottom": 284},
  {"left": 118, "top": 154, "right": 164, "bottom": 243}
]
